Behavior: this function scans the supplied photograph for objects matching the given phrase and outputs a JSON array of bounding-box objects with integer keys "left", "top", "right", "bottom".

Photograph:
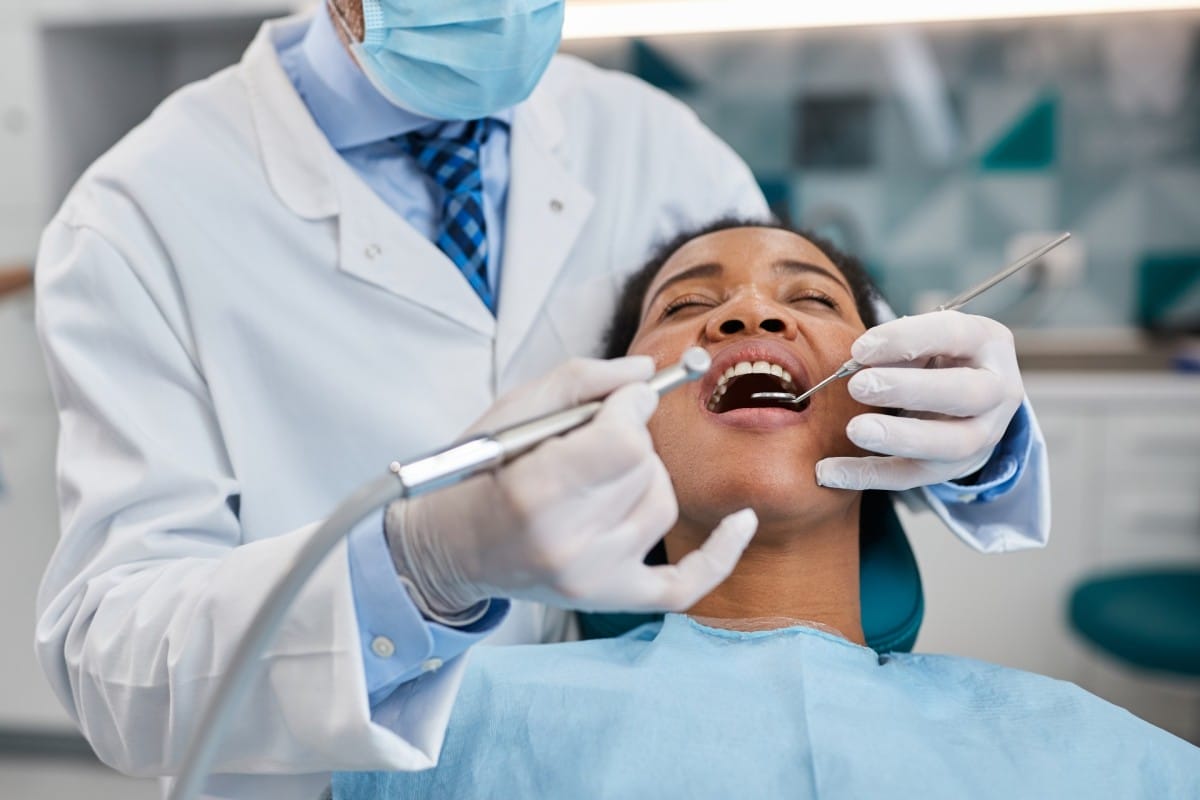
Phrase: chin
[{"left": 676, "top": 462, "right": 826, "bottom": 529}]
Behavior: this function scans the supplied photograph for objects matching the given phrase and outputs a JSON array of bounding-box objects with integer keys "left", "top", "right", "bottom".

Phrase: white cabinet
[
  {"left": 0, "top": 289, "right": 49, "bottom": 407},
  {"left": 1098, "top": 411, "right": 1200, "bottom": 567},
  {"left": 908, "top": 372, "right": 1200, "bottom": 742},
  {"left": 0, "top": 407, "right": 68, "bottom": 729},
  {"left": 0, "top": 291, "right": 71, "bottom": 729}
]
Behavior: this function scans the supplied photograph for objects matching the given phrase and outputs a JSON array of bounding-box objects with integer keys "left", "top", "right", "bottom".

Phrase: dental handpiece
[
  {"left": 751, "top": 232, "right": 1072, "bottom": 408},
  {"left": 169, "top": 347, "right": 712, "bottom": 800}
]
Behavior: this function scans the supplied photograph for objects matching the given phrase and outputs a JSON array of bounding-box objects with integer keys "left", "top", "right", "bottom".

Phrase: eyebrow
[
  {"left": 772, "top": 259, "right": 852, "bottom": 293},
  {"left": 644, "top": 262, "right": 723, "bottom": 311},
  {"left": 645, "top": 257, "right": 852, "bottom": 312}
]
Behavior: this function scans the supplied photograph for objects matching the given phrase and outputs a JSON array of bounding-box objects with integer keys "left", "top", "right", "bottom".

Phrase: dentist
[{"left": 34, "top": 2, "right": 1046, "bottom": 798}]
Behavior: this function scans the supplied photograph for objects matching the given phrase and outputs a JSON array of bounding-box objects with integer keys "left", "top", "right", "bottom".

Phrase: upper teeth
[
  {"left": 717, "top": 361, "right": 793, "bottom": 389},
  {"left": 707, "top": 360, "right": 796, "bottom": 410}
]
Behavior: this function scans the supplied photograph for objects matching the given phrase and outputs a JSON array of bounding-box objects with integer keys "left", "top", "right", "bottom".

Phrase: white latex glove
[
  {"left": 386, "top": 357, "right": 758, "bottom": 616},
  {"left": 816, "top": 311, "right": 1024, "bottom": 492}
]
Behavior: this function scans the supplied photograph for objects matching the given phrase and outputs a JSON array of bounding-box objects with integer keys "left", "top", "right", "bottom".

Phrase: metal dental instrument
[
  {"left": 468, "top": 346, "right": 712, "bottom": 472},
  {"left": 169, "top": 347, "right": 712, "bottom": 800},
  {"left": 751, "top": 232, "right": 1072, "bottom": 408}
]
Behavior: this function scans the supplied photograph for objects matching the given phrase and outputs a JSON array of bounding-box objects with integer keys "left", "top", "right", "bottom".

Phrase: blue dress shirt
[{"left": 277, "top": 8, "right": 511, "bottom": 705}]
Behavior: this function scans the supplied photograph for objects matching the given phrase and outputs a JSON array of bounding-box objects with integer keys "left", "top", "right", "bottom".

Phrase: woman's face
[{"left": 627, "top": 227, "right": 877, "bottom": 532}]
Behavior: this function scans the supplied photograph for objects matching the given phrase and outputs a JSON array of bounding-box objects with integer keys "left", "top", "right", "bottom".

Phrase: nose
[{"left": 704, "top": 295, "right": 799, "bottom": 342}]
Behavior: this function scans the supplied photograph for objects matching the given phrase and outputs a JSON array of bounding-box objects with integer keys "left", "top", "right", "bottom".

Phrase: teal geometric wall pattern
[
  {"left": 982, "top": 96, "right": 1057, "bottom": 171},
  {"left": 631, "top": 40, "right": 697, "bottom": 93},
  {"left": 562, "top": 17, "right": 1200, "bottom": 329}
]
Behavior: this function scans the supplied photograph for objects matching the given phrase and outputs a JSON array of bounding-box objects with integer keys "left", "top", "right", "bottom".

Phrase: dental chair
[
  {"left": 579, "top": 490, "right": 925, "bottom": 653},
  {"left": 1068, "top": 568, "right": 1200, "bottom": 743},
  {"left": 1069, "top": 568, "right": 1200, "bottom": 677}
]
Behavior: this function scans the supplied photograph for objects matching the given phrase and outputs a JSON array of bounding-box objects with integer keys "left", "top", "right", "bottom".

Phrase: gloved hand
[
  {"left": 386, "top": 357, "right": 758, "bottom": 617},
  {"left": 816, "top": 311, "right": 1023, "bottom": 492}
]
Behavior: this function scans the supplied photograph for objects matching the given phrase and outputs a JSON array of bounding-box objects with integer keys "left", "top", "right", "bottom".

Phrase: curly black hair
[{"left": 603, "top": 217, "right": 882, "bottom": 359}]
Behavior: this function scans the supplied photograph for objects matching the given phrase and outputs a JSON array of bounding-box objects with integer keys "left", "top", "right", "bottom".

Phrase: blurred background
[{"left": 1, "top": 0, "right": 1198, "bottom": 796}]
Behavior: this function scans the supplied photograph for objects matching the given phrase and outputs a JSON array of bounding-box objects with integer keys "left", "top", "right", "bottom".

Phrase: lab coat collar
[
  {"left": 495, "top": 80, "right": 594, "bottom": 373},
  {"left": 242, "top": 15, "right": 492, "bottom": 334},
  {"left": 242, "top": 14, "right": 593, "bottom": 345},
  {"left": 244, "top": 14, "right": 340, "bottom": 221},
  {"left": 242, "top": 12, "right": 547, "bottom": 224}
]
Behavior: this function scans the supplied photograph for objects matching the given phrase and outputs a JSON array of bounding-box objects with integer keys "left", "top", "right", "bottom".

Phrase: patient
[{"left": 334, "top": 220, "right": 1199, "bottom": 798}]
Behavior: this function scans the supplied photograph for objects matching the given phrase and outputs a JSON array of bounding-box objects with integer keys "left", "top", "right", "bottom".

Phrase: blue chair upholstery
[
  {"left": 578, "top": 491, "right": 925, "bottom": 653},
  {"left": 1069, "top": 568, "right": 1200, "bottom": 677}
]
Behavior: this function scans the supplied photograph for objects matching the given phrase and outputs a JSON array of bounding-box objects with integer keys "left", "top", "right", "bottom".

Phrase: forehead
[{"left": 648, "top": 227, "right": 842, "bottom": 295}]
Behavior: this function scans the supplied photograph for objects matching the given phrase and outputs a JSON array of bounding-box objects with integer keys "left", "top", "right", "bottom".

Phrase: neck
[{"left": 665, "top": 500, "right": 864, "bottom": 644}]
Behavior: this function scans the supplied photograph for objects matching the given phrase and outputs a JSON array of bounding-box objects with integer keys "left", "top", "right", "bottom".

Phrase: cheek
[
  {"left": 815, "top": 385, "right": 878, "bottom": 458},
  {"left": 627, "top": 325, "right": 698, "bottom": 369},
  {"left": 645, "top": 391, "right": 691, "bottom": 457}
]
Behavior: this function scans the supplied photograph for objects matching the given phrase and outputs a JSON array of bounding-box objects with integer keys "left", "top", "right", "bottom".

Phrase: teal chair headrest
[
  {"left": 577, "top": 491, "right": 924, "bottom": 653},
  {"left": 1069, "top": 568, "right": 1200, "bottom": 676}
]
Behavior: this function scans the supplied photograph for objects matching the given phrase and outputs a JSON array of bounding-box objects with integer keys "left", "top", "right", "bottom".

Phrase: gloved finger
[
  {"left": 845, "top": 413, "right": 995, "bottom": 463},
  {"left": 816, "top": 455, "right": 952, "bottom": 491},
  {"left": 595, "top": 381, "right": 660, "bottom": 427},
  {"left": 536, "top": 356, "right": 657, "bottom": 411},
  {"left": 525, "top": 426, "right": 658, "bottom": 509},
  {"left": 614, "top": 458, "right": 679, "bottom": 557},
  {"left": 848, "top": 366, "right": 1006, "bottom": 417},
  {"left": 551, "top": 462, "right": 677, "bottom": 594},
  {"left": 520, "top": 384, "right": 659, "bottom": 495},
  {"left": 639, "top": 508, "right": 758, "bottom": 611},
  {"left": 850, "top": 312, "right": 1012, "bottom": 366}
]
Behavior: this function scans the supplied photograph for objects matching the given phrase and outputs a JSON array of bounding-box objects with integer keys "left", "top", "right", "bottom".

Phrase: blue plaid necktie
[{"left": 398, "top": 120, "right": 495, "bottom": 313}]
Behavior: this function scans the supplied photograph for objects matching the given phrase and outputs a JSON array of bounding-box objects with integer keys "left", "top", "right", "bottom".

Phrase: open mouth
[{"left": 706, "top": 360, "right": 811, "bottom": 414}]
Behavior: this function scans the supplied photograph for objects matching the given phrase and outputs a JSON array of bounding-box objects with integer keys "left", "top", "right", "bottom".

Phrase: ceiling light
[{"left": 562, "top": 0, "right": 1200, "bottom": 40}]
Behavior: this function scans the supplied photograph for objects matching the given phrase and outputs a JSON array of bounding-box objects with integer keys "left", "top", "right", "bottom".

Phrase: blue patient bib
[{"left": 335, "top": 614, "right": 1200, "bottom": 799}]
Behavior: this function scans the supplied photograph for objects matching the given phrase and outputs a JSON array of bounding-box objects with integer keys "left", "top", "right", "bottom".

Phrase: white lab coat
[{"left": 33, "top": 12, "right": 1047, "bottom": 800}]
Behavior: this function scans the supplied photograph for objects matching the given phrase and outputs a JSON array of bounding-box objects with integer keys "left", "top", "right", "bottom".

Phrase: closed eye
[
  {"left": 662, "top": 294, "right": 717, "bottom": 319},
  {"left": 789, "top": 290, "right": 839, "bottom": 310}
]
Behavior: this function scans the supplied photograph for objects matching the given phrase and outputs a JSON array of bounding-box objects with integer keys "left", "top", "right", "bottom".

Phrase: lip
[{"left": 696, "top": 339, "right": 815, "bottom": 430}]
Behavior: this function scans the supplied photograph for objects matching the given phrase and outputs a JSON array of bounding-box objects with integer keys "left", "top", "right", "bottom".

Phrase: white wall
[
  {"left": 0, "top": 0, "right": 299, "bottom": 261},
  {"left": 0, "top": 21, "right": 47, "bottom": 266}
]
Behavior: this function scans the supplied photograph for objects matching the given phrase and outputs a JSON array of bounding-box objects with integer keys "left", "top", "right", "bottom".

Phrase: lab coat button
[
  {"left": 549, "top": 199, "right": 564, "bottom": 213},
  {"left": 370, "top": 636, "right": 396, "bottom": 659},
  {"left": 421, "top": 658, "right": 444, "bottom": 673}
]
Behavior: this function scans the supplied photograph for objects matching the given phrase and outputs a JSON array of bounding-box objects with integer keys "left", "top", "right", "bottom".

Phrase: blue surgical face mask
[{"left": 329, "top": 0, "right": 565, "bottom": 121}]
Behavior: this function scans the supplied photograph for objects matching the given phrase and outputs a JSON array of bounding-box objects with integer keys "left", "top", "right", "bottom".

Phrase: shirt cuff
[
  {"left": 927, "top": 400, "right": 1034, "bottom": 505},
  {"left": 346, "top": 512, "right": 509, "bottom": 707}
]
